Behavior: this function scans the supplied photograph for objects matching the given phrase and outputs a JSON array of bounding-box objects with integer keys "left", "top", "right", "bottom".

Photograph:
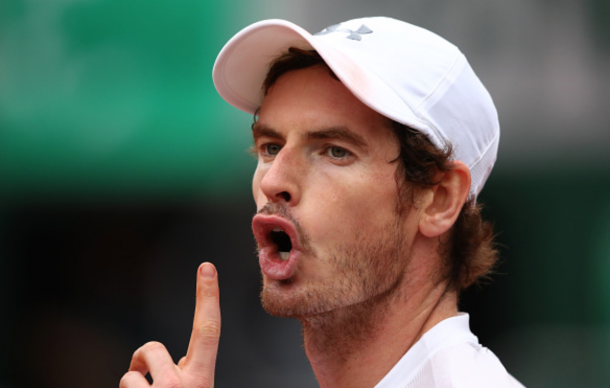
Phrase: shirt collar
[{"left": 374, "top": 313, "right": 479, "bottom": 388}]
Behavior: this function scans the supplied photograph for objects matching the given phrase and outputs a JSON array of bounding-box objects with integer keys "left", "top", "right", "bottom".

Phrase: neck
[{"left": 301, "top": 278, "right": 458, "bottom": 388}]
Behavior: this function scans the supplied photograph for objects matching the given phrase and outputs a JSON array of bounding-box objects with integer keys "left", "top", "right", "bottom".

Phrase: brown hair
[{"left": 260, "top": 47, "right": 498, "bottom": 291}]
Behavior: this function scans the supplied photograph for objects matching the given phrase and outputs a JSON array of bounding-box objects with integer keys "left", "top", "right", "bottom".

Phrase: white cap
[{"left": 213, "top": 17, "right": 500, "bottom": 198}]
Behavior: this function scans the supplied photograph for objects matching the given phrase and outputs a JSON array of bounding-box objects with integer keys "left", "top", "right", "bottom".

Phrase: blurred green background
[
  {"left": 0, "top": 0, "right": 254, "bottom": 200},
  {"left": 1, "top": 0, "right": 610, "bottom": 387}
]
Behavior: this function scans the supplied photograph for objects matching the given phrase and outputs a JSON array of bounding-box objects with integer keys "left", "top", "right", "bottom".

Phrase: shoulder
[
  {"left": 375, "top": 314, "right": 526, "bottom": 388},
  {"left": 408, "top": 341, "right": 525, "bottom": 388}
]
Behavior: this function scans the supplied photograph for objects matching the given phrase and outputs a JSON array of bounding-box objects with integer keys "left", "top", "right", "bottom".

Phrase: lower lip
[{"left": 259, "top": 248, "right": 300, "bottom": 280}]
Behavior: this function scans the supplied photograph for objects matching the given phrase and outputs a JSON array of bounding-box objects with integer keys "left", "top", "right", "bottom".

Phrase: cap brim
[{"left": 213, "top": 20, "right": 316, "bottom": 114}]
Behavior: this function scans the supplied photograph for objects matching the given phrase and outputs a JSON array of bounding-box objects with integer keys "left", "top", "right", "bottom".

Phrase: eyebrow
[
  {"left": 303, "top": 127, "right": 368, "bottom": 148},
  {"left": 252, "top": 123, "right": 369, "bottom": 149},
  {"left": 252, "top": 123, "right": 284, "bottom": 141}
]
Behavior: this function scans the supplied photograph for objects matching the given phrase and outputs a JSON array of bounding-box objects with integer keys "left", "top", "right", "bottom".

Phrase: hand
[{"left": 120, "top": 262, "right": 221, "bottom": 388}]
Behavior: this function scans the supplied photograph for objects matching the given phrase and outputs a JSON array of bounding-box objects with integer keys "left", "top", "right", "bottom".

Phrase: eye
[
  {"left": 263, "top": 143, "right": 282, "bottom": 156},
  {"left": 328, "top": 146, "right": 350, "bottom": 158}
]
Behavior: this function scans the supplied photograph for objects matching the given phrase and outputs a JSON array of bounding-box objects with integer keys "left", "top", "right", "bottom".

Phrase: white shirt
[{"left": 374, "top": 313, "right": 525, "bottom": 388}]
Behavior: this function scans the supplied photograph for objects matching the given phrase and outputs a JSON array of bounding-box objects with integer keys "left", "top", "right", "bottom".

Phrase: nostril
[{"left": 279, "top": 191, "right": 291, "bottom": 202}]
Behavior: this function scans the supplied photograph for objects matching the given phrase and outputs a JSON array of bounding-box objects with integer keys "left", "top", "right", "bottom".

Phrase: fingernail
[{"left": 200, "top": 262, "right": 216, "bottom": 278}]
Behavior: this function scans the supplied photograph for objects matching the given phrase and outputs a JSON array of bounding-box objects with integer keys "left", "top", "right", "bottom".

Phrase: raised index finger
[{"left": 183, "top": 262, "right": 221, "bottom": 378}]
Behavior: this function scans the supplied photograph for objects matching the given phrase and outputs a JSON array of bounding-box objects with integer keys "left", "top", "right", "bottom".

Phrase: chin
[
  {"left": 260, "top": 279, "right": 362, "bottom": 319},
  {"left": 260, "top": 282, "right": 311, "bottom": 318},
  {"left": 261, "top": 282, "right": 323, "bottom": 318}
]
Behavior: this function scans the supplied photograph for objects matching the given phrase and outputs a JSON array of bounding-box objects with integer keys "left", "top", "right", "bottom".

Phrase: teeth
[{"left": 280, "top": 252, "right": 290, "bottom": 261}]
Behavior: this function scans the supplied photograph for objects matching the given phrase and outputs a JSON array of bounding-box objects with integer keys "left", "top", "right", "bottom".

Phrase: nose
[{"left": 258, "top": 147, "right": 302, "bottom": 206}]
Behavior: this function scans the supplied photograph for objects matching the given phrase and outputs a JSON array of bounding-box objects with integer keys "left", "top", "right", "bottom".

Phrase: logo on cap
[{"left": 315, "top": 24, "right": 373, "bottom": 41}]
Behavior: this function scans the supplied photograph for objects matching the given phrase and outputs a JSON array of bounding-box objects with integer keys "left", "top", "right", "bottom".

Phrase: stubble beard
[{"left": 259, "top": 204, "right": 411, "bottom": 358}]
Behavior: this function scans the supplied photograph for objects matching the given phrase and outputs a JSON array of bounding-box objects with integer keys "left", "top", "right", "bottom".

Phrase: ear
[{"left": 418, "top": 161, "right": 471, "bottom": 238}]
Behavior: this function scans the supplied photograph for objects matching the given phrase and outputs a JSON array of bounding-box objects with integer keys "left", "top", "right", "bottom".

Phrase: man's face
[{"left": 251, "top": 66, "right": 418, "bottom": 319}]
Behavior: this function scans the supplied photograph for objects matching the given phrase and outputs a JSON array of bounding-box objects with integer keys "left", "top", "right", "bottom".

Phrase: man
[{"left": 121, "top": 17, "right": 525, "bottom": 388}]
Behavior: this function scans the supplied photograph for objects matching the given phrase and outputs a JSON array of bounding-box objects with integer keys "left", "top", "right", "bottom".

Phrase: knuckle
[
  {"left": 199, "top": 285, "right": 218, "bottom": 299},
  {"left": 197, "top": 320, "right": 221, "bottom": 340},
  {"left": 131, "top": 341, "right": 169, "bottom": 366},
  {"left": 141, "top": 340, "right": 167, "bottom": 354},
  {"left": 119, "top": 371, "right": 140, "bottom": 387}
]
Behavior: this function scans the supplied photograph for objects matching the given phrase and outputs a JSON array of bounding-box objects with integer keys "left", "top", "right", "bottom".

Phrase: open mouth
[
  {"left": 252, "top": 214, "right": 302, "bottom": 280},
  {"left": 270, "top": 229, "right": 293, "bottom": 261}
]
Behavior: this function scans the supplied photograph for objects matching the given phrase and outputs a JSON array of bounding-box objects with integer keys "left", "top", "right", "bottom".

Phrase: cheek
[{"left": 303, "top": 167, "right": 399, "bottom": 244}]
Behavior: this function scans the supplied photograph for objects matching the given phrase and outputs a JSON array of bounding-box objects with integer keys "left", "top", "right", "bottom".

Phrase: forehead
[{"left": 256, "top": 66, "right": 395, "bottom": 144}]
